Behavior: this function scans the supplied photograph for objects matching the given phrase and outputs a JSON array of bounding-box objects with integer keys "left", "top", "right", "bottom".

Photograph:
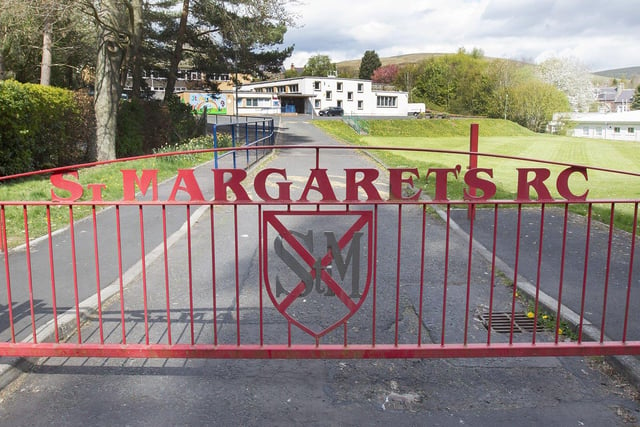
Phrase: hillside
[
  {"left": 336, "top": 52, "right": 444, "bottom": 71},
  {"left": 594, "top": 66, "right": 640, "bottom": 80},
  {"left": 335, "top": 52, "right": 526, "bottom": 74},
  {"left": 336, "top": 52, "right": 639, "bottom": 82}
]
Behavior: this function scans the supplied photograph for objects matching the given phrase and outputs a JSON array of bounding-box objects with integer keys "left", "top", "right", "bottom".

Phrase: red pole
[{"left": 468, "top": 123, "right": 479, "bottom": 220}]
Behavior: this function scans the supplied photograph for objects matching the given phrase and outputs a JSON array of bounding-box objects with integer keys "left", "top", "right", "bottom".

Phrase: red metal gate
[{"left": 0, "top": 142, "right": 639, "bottom": 359}]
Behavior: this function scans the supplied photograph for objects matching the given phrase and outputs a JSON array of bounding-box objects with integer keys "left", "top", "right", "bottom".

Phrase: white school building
[
  {"left": 557, "top": 111, "right": 640, "bottom": 142},
  {"left": 234, "top": 76, "right": 414, "bottom": 117}
]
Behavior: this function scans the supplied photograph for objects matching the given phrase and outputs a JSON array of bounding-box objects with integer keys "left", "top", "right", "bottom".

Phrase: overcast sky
[{"left": 282, "top": 0, "right": 639, "bottom": 72}]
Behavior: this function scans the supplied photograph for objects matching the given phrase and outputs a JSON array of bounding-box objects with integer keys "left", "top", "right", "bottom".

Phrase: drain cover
[{"left": 480, "top": 311, "right": 539, "bottom": 334}]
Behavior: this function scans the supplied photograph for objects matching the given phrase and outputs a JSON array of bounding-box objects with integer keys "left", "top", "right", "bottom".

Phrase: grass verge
[{"left": 0, "top": 141, "right": 215, "bottom": 248}]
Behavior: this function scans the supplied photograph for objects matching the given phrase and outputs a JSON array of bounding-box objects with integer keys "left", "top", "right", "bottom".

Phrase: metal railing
[{"left": 0, "top": 144, "right": 638, "bottom": 359}]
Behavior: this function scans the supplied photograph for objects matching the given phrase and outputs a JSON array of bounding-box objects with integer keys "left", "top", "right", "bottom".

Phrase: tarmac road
[{"left": 0, "top": 116, "right": 639, "bottom": 426}]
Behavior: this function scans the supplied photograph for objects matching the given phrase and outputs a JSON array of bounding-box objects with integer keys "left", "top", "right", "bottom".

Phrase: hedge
[{"left": 0, "top": 80, "right": 94, "bottom": 176}]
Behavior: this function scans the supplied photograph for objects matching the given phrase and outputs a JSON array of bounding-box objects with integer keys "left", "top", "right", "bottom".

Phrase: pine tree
[{"left": 358, "top": 50, "right": 381, "bottom": 80}]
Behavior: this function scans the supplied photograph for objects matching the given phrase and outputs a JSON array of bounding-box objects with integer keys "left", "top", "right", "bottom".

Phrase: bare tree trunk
[
  {"left": 129, "top": 0, "right": 143, "bottom": 99},
  {"left": 40, "top": 20, "right": 53, "bottom": 86},
  {"left": 94, "top": 1, "right": 125, "bottom": 161},
  {"left": 163, "top": 0, "right": 189, "bottom": 103}
]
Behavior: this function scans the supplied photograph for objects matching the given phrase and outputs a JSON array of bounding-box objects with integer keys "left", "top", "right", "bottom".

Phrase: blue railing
[{"left": 211, "top": 116, "right": 275, "bottom": 169}]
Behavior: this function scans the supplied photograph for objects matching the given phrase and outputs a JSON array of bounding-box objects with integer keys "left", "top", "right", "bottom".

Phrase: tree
[
  {"left": 484, "top": 59, "right": 532, "bottom": 119},
  {"left": 84, "top": 0, "right": 142, "bottom": 160},
  {"left": 537, "top": 57, "right": 594, "bottom": 112},
  {"left": 371, "top": 64, "right": 398, "bottom": 84},
  {"left": 1, "top": 1, "right": 95, "bottom": 87},
  {"left": 1, "top": 2, "right": 46, "bottom": 83},
  {"left": 86, "top": 0, "right": 294, "bottom": 160},
  {"left": 508, "top": 80, "right": 569, "bottom": 132},
  {"left": 632, "top": 85, "right": 640, "bottom": 110},
  {"left": 413, "top": 58, "right": 451, "bottom": 110},
  {"left": 302, "top": 54, "right": 336, "bottom": 77},
  {"left": 358, "top": 50, "right": 381, "bottom": 80},
  {"left": 412, "top": 51, "right": 490, "bottom": 114},
  {"left": 156, "top": 0, "right": 295, "bottom": 102}
]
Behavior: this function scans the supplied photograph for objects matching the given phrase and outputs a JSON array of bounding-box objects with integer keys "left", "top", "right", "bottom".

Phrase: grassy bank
[{"left": 314, "top": 118, "right": 640, "bottom": 231}]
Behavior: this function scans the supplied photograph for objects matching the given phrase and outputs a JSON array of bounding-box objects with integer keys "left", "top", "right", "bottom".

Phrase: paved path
[{"left": 0, "top": 116, "right": 639, "bottom": 426}]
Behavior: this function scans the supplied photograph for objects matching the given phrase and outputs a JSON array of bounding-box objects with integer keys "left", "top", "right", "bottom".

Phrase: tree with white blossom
[{"left": 537, "top": 57, "right": 595, "bottom": 112}]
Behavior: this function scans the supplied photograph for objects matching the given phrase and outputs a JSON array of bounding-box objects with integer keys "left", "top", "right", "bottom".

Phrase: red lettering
[
  {"left": 169, "top": 169, "right": 205, "bottom": 201},
  {"left": 299, "top": 169, "right": 338, "bottom": 202},
  {"left": 556, "top": 166, "right": 589, "bottom": 201},
  {"left": 87, "top": 184, "right": 107, "bottom": 202},
  {"left": 213, "top": 169, "right": 250, "bottom": 202},
  {"left": 254, "top": 168, "right": 291, "bottom": 202},
  {"left": 463, "top": 168, "right": 496, "bottom": 201},
  {"left": 517, "top": 168, "right": 553, "bottom": 201},
  {"left": 389, "top": 168, "right": 421, "bottom": 200},
  {"left": 51, "top": 171, "right": 83, "bottom": 202},
  {"left": 426, "top": 166, "right": 461, "bottom": 201},
  {"left": 122, "top": 170, "right": 158, "bottom": 201},
  {"left": 345, "top": 169, "right": 382, "bottom": 201}
]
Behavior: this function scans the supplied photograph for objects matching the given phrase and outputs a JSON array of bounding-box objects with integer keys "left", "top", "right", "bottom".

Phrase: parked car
[{"left": 318, "top": 106, "right": 344, "bottom": 116}]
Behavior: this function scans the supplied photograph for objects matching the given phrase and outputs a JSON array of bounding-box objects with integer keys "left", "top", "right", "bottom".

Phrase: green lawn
[
  {"left": 314, "top": 119, "right": 640, "bottom": 231},
  {"left": 362, "top": 134, "right": 640, "bottom": 200}
]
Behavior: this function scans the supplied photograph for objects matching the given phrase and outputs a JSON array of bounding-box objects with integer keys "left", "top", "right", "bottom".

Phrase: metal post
[
  {"left": 231, "top": 123, "right": 237, "bottom": 169},
  {"left": 213, "top": 124, "right": 218, "bottom": 169},
  {"left": 468, "top": 123, "right": 479, "bottom": 220},
  {"left": 245, "top": 121, "right": 250, "bottom": 165}
]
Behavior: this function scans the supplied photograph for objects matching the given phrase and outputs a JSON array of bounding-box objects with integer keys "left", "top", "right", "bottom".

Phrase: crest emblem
[{"left": 262, "top": 210, "right": 373, "bottom": 339}]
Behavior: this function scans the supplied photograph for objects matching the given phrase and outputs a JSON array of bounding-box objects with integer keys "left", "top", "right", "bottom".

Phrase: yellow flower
[
  {"left": 558, "top": 328, "right": 563, "bottom": 335},
  {"left": 527, "top": 311, "right": 534, "bottom": 318},
  {"left": 542, "top": 315, "right": 549, "bottom": 320}
]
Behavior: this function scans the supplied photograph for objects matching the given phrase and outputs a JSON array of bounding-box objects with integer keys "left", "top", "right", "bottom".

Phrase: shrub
[
  {"left": 116, "top": 96, "right": 203, "bottom": 158},
  {"left": 0, "top": 80, "right": 93, "bottom": 176}
]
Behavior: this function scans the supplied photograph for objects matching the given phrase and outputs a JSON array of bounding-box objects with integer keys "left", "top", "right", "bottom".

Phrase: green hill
[{"left": 594, "top": 66, "right": 640, "bottom": 80}]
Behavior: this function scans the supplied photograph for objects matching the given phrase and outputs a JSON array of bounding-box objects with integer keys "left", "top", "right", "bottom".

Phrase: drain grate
[{"left": 480, "top": 311, "right": 540, "bottom": 334}]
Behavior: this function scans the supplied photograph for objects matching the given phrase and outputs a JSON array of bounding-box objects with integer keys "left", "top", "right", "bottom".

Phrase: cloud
[{"left": 282, "top": 0, "right": 640, "bottom": 71}]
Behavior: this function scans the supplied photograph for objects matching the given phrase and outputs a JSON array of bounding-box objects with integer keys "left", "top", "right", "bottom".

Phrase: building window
[
  {"left": 596, "top": 127, "right": 603, "bottom": 137},
  {"left": 314, "top": 99, "right": 321, "bottom": 108},
  {"left": 337, "top": 100, "right": 342, "bottom": 108},
  {"left": 314, "top": 81, "right": 321, "bottom": 91},
  {"left": 614, "top": 127, "right": 621, "bottom": 133},
  {"left": 629, "top": 127, "right": 635, "bottom": 133},
  {"left": 357, "top": 83, "right": 364, "bottom": 93},
  {"left": 326, "top": 90, "right": 332, "bottom": 100},
  {"left": 289, "top": 84, "right": 299, "bottom": 93},
  {"left": 337, "top": 82, "right": 343, "bottom": 92},
  {"left": 377, "top": 96, "right": 397, "bottom": 107},
  {"left": 582, "top": 127, "right": 589, "bottom": 136},
  {"left": 347, "top": 92, "right": 353, "bottom": 101},
  {"left": 278, "top": 86, "right": 286, "bottom": 93},
  {"left": 357, "top": 100, "right": 363, "bottom": 110},
  {"left": 245, "top": 98, "right": 258, "bottom": 107}
]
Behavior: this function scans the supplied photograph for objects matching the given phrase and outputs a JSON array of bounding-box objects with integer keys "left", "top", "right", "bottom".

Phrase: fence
[
  {"left": 209, "top": 116, "right": 275, "bottom": 169},
  {"left": 0, "top": 141, "right": 638, "bottom": 359}
]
